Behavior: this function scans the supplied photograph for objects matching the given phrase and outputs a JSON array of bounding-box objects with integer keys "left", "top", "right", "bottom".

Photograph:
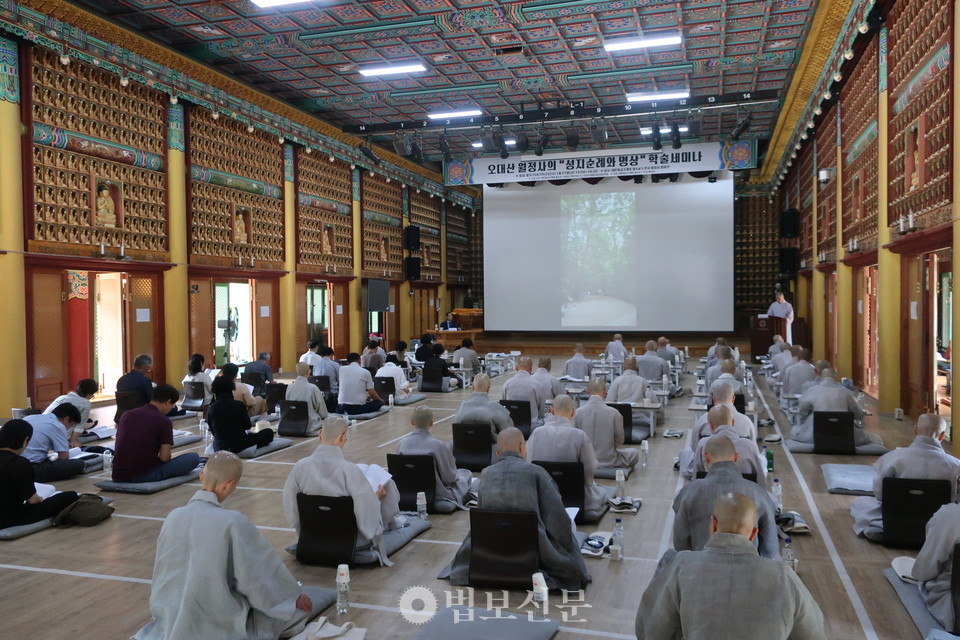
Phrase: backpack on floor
[{"left": 53, "top": 494, "right": 114, "bottom": 528}]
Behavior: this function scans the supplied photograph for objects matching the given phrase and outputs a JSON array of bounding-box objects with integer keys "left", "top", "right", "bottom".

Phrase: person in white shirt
[
  {"left": 298, "top": 341, "right": 324, "bottom": 377},
  {"left": 767, "top": 291, "right": 795, "bottom": 343},
  {"left": 44, "top": 378, "right": 98, "bottom": 447},
  {"left": 337, "top": 352, "right": 384, "bottom": 415},
  {"left": 183, "top": 353, "right": 214, "bottom": 406},
  {"left": 375, "top": 355, "right": 411, "bottom": 399},
  {"left": 604, "top": 334, "right": 628, "bottom": 362},
  {"left": 284, "top": 363, "right": 328, "bottom": 435}
]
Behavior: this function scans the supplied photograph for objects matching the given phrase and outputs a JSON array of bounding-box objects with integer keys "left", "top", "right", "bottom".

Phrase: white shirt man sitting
[
  {"left": 396, "top": 406, "right": 473, "bottom": 510},
  {"left": 850, "top": 413, "right": 960, "bottom": 542},
  {"left": 284, "top": 363, "right": 328, "bottom": 435},
  {"left": 298, "top": 340, "right": 324, "bottom": 376},
  {"left": 604, "top": 334, "right": 628, "bottom": 362},
  {"left": 502, "top": 356, "right": 547, "bottom": 424},
  {"left": 573, "top": 378, "right": 639, "bottom": 471},
  {"left": 375, "top": 355, "right": 411, "bottom": 399},
  {"left": 451, "top": 338, "right": 481, "bottom": 373},
  {"left": 337, "top": 352, "right": 384, "bottom": 415},
  {"left": 453, "top": 373, "right": 513, "bottom": 441},
  {"left": 689, "top": 405, "right": 766, "bottom": 483},
  {"left": 531, "top": 356, "right": 565, "bottom": 401}
]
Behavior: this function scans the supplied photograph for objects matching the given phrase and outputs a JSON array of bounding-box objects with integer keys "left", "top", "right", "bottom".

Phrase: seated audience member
[
  {"left": 285, "top": 363, "right": 328, "bottom": 434},
  {"left": 638, "top": 493, "right": 824, "bottom": 640},
  {"left": 440, "top": 311, "right": 459, "bottom": 331},
  {"left": 113, "top": 385, "right": 202, "bottom": 483},
  {"left": 914, "top": 502, "right": 960, "bottom": 632},
  {"left": 453, "top": 374, "right": 513, "bottom": 440},
  {"left": 0, "top": 419, "right": 80, "bottom": 529},
  {"left": 781, "top": 344, "right": 803, "bottom": 376},
  {"left": 691, "top": 382, "right": 755, "bottom": 450},
  {"left": 118, "top": 354, "right": 186, "bottom": 417},
  {"left": 674, "top": 436, "right": 779, "bottom": 559},
  {"left": 715, "top": 359, "right": 744, "bottom": 395},
  {"left": 531, "top": 356, "right": 565, "bottom": 401},
  {"left": 207, "top": 377, "right": 275, "bottom": 455},
  {"left": 375, "top": 355, "right": 412, "bottom": 400},
  {"left": 316, "top": 347, "right": 341, "bottom": 413},
  {"left": 703, "top": 337, "right": 722, "bottom": 361},
  {"left": 768, "top": 334, "right": 785, "bottom": 358},
  {"left": 608, "top": 356, "right": 651, "bottom": 404},
  {"left": 182, "top": 353, "right": 214, "bottom": 405},
  {"left": 391, "top": 341, "right": 408, "bottom": 367},
  {"left": 396, "top": 406, "right": 473, "bottom": 509},
  {"left": 799, "top": 359, "right": 831, "bottom": 395},
  {"left": 219, "top": 363, "right": 268, "bottom": 418},
  {"left": 22, "top": 405, "right": 83, "bottom": 482},
  {"left": 638, "top": 340, "right": 680, "bottom": 396},
  {"left": 283, "top": 417, "right": 402, "bottom": 564},
  {"left": 656, "top": 337, "right": 676, "bottom": 364},
  {"left": 527, "top": 395, "right": 608, "bottom": 522},
  {"left": 704, "top": 345, "right": 742, "bottom": 392},
  {"left": 604, "top": 333, "right": 628, "bottom": 362},
  {"left": 448, "top": 428, "right": 589, "bottom": 590},
  {"left": 850, "top": 413, "right": 960, "bottom": 541},
  {"left": 244, "top": 352, "right": 274, "bottom": 384},
  {"left": 502, "top": 356, "right": 546, "bottom": 423},
  {"left": 782, "top": 348, "right": 816, "bottom": 396},
  {"left": 298, "top": 340, "right": 323, "bottom": 376},
  {"left": 414, "top": 334, "right": 434, "bottom": 362},
  {"left": 134, "top": 452, "right": 314, "bottom": 640},
  {"left": 563, "top": 343, "right": 592, "bottom": 380},
  {"left": 792, "top": 368, "right": 871, "bottom": 444},
  {"left": 574, "top": 378, "right": 639, "bottom": 471},
  {"left": 689, "top": 406, "right": 765, "bottom": 483},
  {"left": 772, "top": 342, "right": 795, "bottom": 374},
  {"left": 423, "top": 343, "right": 461, "bottom": 390},
  {"left": 360, "top": 340, "right": 385, "bottom": 372},
  {"left": 451, "top": 338, "right": 481, "bottom": 374},
  {"left": 44, "top": 378, "right": 98, "bottom": 447},
  {"left": 338, "top": 352, "right": 384, "bottom": 415}
]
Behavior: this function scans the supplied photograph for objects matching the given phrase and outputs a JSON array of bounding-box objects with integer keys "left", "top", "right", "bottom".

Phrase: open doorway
[
  {"left": 932, "top": 249, "right": 952, "bottom": 437},
  {"left": 306, "top": 284, "right": 329, "bottom": 347},
  {"left": 214, "top": 282, "right": 253, "bottom": 365},
  {"left": 94, "top": 273, "right": 125, "bottom": 396}
]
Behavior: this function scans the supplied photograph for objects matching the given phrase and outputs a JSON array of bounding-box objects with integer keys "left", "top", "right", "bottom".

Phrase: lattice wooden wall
[
  {"left": 841, "top": 38, "right": 880, "bottom": 253},
  {"left": 887, "top": 0, "right": 953, "bottom": 232},
  {"left": 445, "top": 203, "right": 471, "bottom": 287},
  {"left": 797, "top": 140, "right": 815, "bottom": 264},
  {"left": 735, "top": 196, "right": 780, "bottom": 308},
  {"left": 189, "top": 110, "right": 284, "bottom": 266},
  {"left": 471, "top": 209, "right": 484, "bottom": 301},
  {"left": 29, "top": 49, "right": 168, "bottom": 257},
  {"left": 816, "top": 103, "right": 839, "bottom": 259},
  {"left": 297, "top": 153, "right": 353, "bottom": 274},
  {"left": 361, "top": 173, "right": 404, "bottom": 278},
  {"left": 410, "top": 190, "right": 442, "bottom": 281}
]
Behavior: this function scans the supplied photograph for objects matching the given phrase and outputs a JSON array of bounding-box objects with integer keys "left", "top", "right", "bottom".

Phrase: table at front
[{"left": 434, "top": 329, "right": 483, "bottom": 350}]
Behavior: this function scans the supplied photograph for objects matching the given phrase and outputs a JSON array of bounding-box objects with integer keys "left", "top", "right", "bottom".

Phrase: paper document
[
  {"left": 356, "top": 463, "right": 392, "bottom": 493},
  {"left": 34, "top": 483, "right": 57, "bottom": 500},
  {"left": 892, "top": 556, "right": 917, "bottom": 584}
]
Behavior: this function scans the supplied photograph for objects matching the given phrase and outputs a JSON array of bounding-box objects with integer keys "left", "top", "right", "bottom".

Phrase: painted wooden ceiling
[{"left": 73, "top": 0, "right": 819, "bottom": 164}]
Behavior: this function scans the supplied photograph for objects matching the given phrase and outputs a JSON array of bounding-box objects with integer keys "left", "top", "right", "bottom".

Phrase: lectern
[{"left": 751, "top": 315, "right": 786, "bottom": 361}]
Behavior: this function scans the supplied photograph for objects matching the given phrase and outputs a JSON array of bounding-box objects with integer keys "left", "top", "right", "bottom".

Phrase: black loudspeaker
[
  {"left": 403, "top": 226, "right": 421, "bottom": 251},
  {"left": 404, "top": 257, "right": 421, "bottom": 281},
  {"left": 780, "top": 208, "right": 800, "bottom": 238},
  {"left": 367, "top": 279, "right": 390, "bottom": 312},
  {"left": 779, "top": 247, "right": 800, "bottom": 274}
]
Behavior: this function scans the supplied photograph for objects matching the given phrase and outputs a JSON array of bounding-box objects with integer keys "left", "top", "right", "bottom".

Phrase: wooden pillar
[
  {"left": 438, "top": 199, "right": 448, "bottom": 318},
  {"left": 835, "top": 113, "right": 854, "bottom": 379},
  {"left": 280, "top": 144, "right": 297, "bottom": 371},
  {"left": 349, "top": 167, "right": 362, "bottom": 350},
  {"left": 162, "top": 102, "right": 188, "bottom": 388},
  {"left": 811, "top": 139, "right": 826, "bottom": 360},
  {"left": 399, "top": 185, "right": 411, "bottom": 344}
]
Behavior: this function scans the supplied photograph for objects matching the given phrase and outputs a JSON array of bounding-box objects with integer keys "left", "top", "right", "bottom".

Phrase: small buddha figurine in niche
[
  {"left": 322, "top": 225, "right": 334, "bottom": 254},
  {"left": 908, "top": 126, "right": 920, "bottom": 190},
  {"left": 235, "top": 210, "right": 248, "bottom": 243},
  {"left": 379, "top": 235, "right": 389, "bottom": 262},
  {"left": 95, "top": 184, "right": 117, "bottom": 228}
]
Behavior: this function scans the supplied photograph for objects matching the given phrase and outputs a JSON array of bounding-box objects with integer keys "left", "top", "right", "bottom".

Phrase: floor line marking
[
  {"left": 0, "top": 563, "right": 151, "bottom": 584},
  {"left": 754, "top": 376, "right": 878, "bottom": 640},
  {"left": 185, "top": 483, "right": 283, "bottom": 492},
  {"left": 112, "top": 512, "right": 295, "bottom": 532},
  {"left": 412, "top": 539, "right": 462, "bottom": 546}
]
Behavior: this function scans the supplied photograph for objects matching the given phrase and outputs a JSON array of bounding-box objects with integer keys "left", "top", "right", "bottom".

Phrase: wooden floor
[{"left": 0, "top": 360, "right": 937, "bottom": 640}]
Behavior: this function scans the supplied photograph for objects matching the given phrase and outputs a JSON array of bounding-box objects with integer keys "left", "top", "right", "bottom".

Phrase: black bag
[{"left": 53, "top": 494, "right": 114, "bottom": 528}]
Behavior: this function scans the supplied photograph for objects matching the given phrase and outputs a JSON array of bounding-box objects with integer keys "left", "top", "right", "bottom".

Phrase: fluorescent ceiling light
[
  {"left": 626, "top": 91, "right": 690, "bottom": 102},
  {"left": 640, "top": 126, "right": 689, "bottom": 134},
  {"left": 604, "top": 33, "right": 682, "bottom": 52},
  {"left": 472, "top": 139, "right": 516, "bottom": 148},
  {"left": 250, "top": 0, "right": 311, "bottom": 7},
  {"left": 428, "top": 109, "right": 482, "bottom": 120},
  {"left": 359, "top": 63, "right": 427, "bottom": 77}
]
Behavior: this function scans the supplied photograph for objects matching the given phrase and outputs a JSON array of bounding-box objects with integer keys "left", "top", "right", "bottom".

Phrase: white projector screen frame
[{"left": 482, "top": 173, "right": 734, "bottom": 332}]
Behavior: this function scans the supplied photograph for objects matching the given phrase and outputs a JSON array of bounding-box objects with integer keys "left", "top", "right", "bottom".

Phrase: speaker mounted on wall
[
  {"left": 780, "top": 208, "right": 800, "bottom": 238},
  {"left": 404, "top": 256, "right": 421, "bottom": 281},
  {"left": 779, "top": 247, "right": 800, "bottom": 274},
  {"left": 403, "top": 226, "right": 421, "bottom": 251}
]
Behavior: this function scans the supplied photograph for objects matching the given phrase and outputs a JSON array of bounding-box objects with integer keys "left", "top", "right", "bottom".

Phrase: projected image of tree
[{"left": 560, "top": 192, "right": 637, "bottom": 327}]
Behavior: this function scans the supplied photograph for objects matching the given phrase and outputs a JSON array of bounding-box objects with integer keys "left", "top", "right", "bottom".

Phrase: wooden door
[
  {"left": 902, "top": 254, "right": 932, "bottom": 416},
  {"left": 189, "top": 277, "right": 215, "bottom": 366},
  {"left": 412, "top": 286, "right": 438, "bottom": 337},
  {"left": 866, "top": 266, "right": 879, "bottom": 394},
  {"left": 853, "top": 268, "right": 866, "bottom": 387},
  {"left": 386, "top": 282, "right": 400, "bottom": 350},
  {"left": 295, "top": 281, "right": 307, "bottom": 356},
  {"left": 329, "top": 280, "right": 349, "bottom": 357},
  {"left": 254, "top": 279, "right": 278, "bottom": 360},
  {"left": 125, "top": 273, "right": 163, "bottom": 382},
  {"left": 30, "top": 270, "right": 67, "bottom": 408},
  {"left": 825, "top": 272, "right": 837, "bottom": 365}
]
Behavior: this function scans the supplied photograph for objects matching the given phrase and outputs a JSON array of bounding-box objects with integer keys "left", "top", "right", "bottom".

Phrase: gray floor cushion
[
  {"left": 926, "top": 631, "right": 960, "bottom": 640},
  {"left": 883, "top": 568, "right": 950, "bottom": 639},
  {"left": 784, "top": 439, "right": 889, "bottom": 455},
  {"left": 413, "top": 606, "right": 560, "bottom": 640},
  {"left": 333, "top": 406, "right": 392, "bottom": 422},
  {"left": 626, "top": 425, "right": 651, "bottom": 443},
  {"left": 0, "top": 518, "right": 54, "bottom": 540},
  {"left": 250, "top": 412, "right": 281, "bottom": 426},
  {"left": 821, "top": 464, "right": 875, "bottom": 495},
  {"left": 94, "top": 469, "right": 201, "bottom": 493},
  {"left": 77, "top": 427, "right": 117, "bottom": 444},
  {"left": 204, "top": 438, "right": 293, "bottom": 458},
  {"left": 595, "top": 466, "right": 634, "bottom": 480},
  {"left": 169, "top": 411, "right": 198, "bottom": 422},
  {"left": 432, "top": 500, "right": 458, "bottom": 514},
  {"left": 395, "top": 393, "right": 427, "bottom": 406},
  {"left": 173, "top": 433, "right": 203, "bottom": 448}
]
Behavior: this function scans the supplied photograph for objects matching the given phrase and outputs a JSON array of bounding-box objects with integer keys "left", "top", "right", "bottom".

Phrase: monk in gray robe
[
  {"left": 531, "top": 356, "right": 565, "bottom": 401},
  {"left": 283, "top": 417, "right": 402, "bottom": 565},
  {"left": 608, "top": 356, "right": 653, "bottom": 403},
  {"left": 767, "top": 334, "right": 784, "bottom": 358},
  {"left": 573, "top": 378, "right": 638, "bottom": 471},
  {"left": 673, "top": 437, "right": 779, "bottom": 559},
  {"left": 686, "top": 405, "right": 765, "bottom": 483},
  {"left": 781, "top": 348, "right": 816, "bottom": 399},
  {"left": 453, "top": 373, "right": 513, "bottom": 441},
  {"left": 656, "top": 337, "right": 676, "bottom": 364},
  {"left": 502, "top": 356, "right": 547, "bottom": 423},
  {"left": 563, "top": 343, "right": 592, "bottom": 380},
  {"left": 850, "top": 414, "right": 960, "bottom": 541},
  {"left": 704, "top": 345, "right": 744, "bottom": 392},
  {"left": 792, "top": 368, "right": 873, "bottom": 444},
  {"left": 772, "top": 342, "right": 795, "bottom": 374},
  {"left": 603, "top": 334, "right": 628, "bottom": 362},
  {"left": 135, "top": 452, "right": 315, "bottom": 640},
  {"left": 447, "top": 428, "right": 589, "bottom": 591},
  {"left": 396, "top": 406, "right": 473, "bottom": 510},
  {"left": 638, "top": 340, "right": 680, "bottom": 396},
  {"left": 915, "top": 502, "right": 960, "bottom": 631},
  {"left": 690, "top": 382, "right": 756, "bottom": 452},
  {"left": 284, "top": 363, "right": 327, "bottom": 435},
  {"left": 639, "top": 493, "right": 825, "bottom": 640},
  {"left": 526, "top": 395, "right": 613, "bottom": 522}
]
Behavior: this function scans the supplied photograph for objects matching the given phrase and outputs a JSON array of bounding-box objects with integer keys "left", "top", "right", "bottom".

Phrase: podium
[{"left": 751, "top": 315, "right": 786, "bottom": 361}]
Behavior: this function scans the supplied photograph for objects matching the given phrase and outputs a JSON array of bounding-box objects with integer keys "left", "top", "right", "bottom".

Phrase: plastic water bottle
[
  {"left": 610, "top": 518, "right": 624, "bottom": 562},
  {"left": 615, "top": 469, "right": 626, "bottom": 498},
  {"left": 772, "top": 478, "right": 783, "bottom": 515},
  {"left": 335, "top": 564, "right": 350, "bottom": 614},
  {"left": 857, "top": 391, "right": 866, "bottom": 411},
  {"left": 641, "top": 440, "right": 649, "bottom": 468},
  {"left": 764, "top": 445, "right": 774, "bottom": 472},
  {"left": 416, "top": 491, "right": 428, "bottom": 519},
  {"left": 388, "top": 394, "right": 395, "bottom": 409},
  {"left": 459, "top": 357, "right": 465, "bottom": 370},
  {"left": 532, "top": 572, "right": 548, "bottom": 607},
  {"left": 102, "top": 449, "right": 113, "bottom": 472},
  {"left": 782, "top": 537, "right": 798, "bottom": 571},
  {"left": 199, "top": 419, "right": 211, "bottom": 443}
]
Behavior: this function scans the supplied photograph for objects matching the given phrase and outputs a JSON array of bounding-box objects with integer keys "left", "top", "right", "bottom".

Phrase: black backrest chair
[
  {"left": 451, "top": 423, "right": 494, "bottom": 472},
  {"left": 386, "top": 454, "right": 437, "bottom": 512},
  {"left": 467, "top": 509, "right": 539, "bottom": 589},
  {"left": 813, "top": 411, "right": 856, "bottom": 455},
  {"left": 278, "top": 400, "right": 310, "bottom": 437},
  {"left": 114, "top": 390, "right": 143, "bottom": 423},
  {"left": 607, "top": 402, "right": 634, "bottom": 442},
  {"left": 695, "top": 470, "right": 758, "bottom": 483},
  {"left": 881, "top": 478, "right": 952, "bottom": 550},
  {"left": 240, "top": 372, "right": 265, "bottom": 397},
  {"left": 181, "top": 382, "right": 208, "bottom": 411},
  {"left": 533, "top": 460, "right": 586, "bottom": 521},
  {"left": 308, "top": 375, "right": 331, "bottom": 393},
  {"left": 419, "top": 366, "right": 445, "bottom": 392},
  {"left": 499, "top": 399, "right": 532, "bottom": 439},
  {"left": 264, "top": 382, "right": 288, "bottom": 414},
  {"left": 295, "top": 493, "right": 358, "bottom": 566},
  {"left": 374, "top": 377, "right": 397, "bottom": 400}
]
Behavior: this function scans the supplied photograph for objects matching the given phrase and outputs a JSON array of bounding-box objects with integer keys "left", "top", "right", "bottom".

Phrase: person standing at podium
[{"left": 767, "top": 291, "right": 795, "bottom": 343}]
